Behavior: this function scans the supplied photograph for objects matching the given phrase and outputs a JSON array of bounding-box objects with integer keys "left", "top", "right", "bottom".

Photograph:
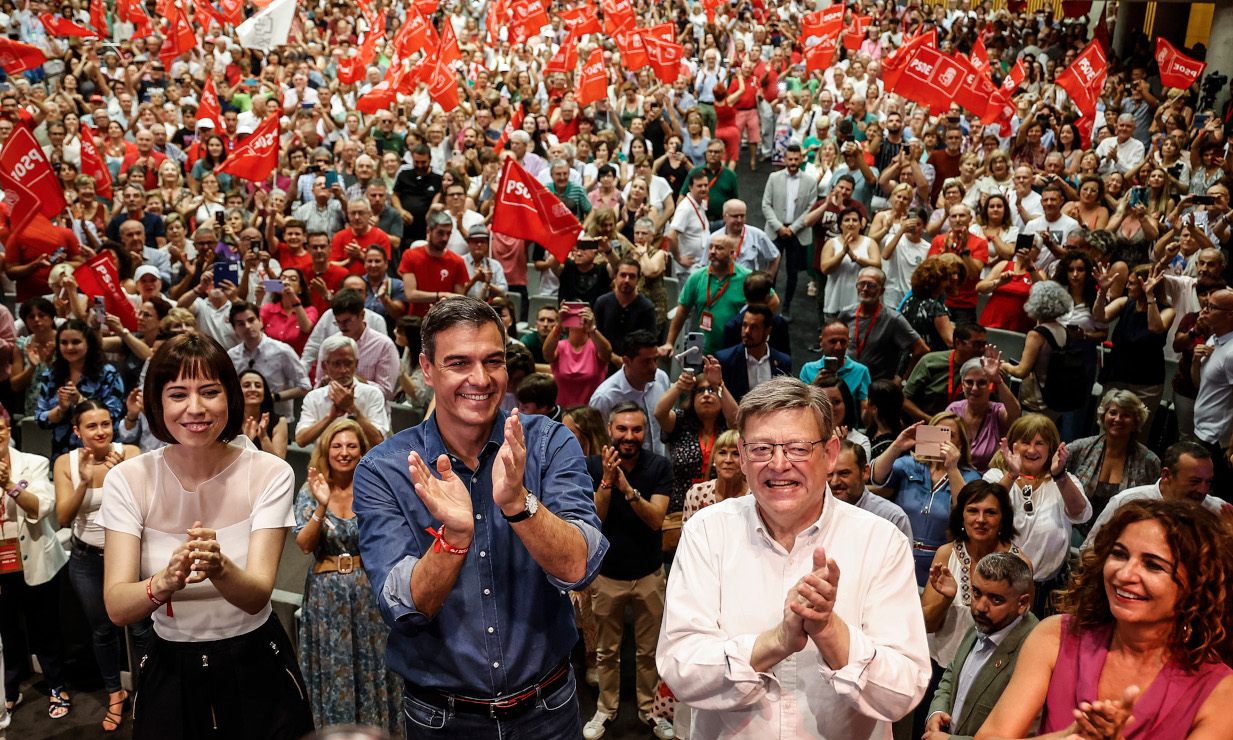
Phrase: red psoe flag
[
  {"left": 545, "top": 33, "right": 578, "bottom": 75},
  {"left": 494, "top": 106, "right": 524, "bottom": 154},
  {"left": 1000, "top": 58, "right": 1025, "bottom": 97},
  {"left": 79, "top": 124, "right": 112, "bottom": 200},
  {"left": 1055, "top": 40, "right": 1106, "bottom": 119},
  {"left": 437, "top": 19, "right": 462, "bottom": 73},
  {"left": 616, "top": 27, "right": 649, "bottom": 71},
  {"left": 214, "top": 114, "right": 281, "bottom": 183},
  {"left": 1156, "top": 38, "right": 1206, "bottom": 90},
  {"left": 804, "top": 33, "right": 839, "bottom": 73},
  {"left": 336, "top": 54, "right": 365, "bottom": 85},
  {"left": 576, "top": 47, "right": 607, "bottom": 107},
  {"left": 490, "top": 158, "right": 583, "bottom": 263},
  {"left": 802, "top": 4, "right": 843, "bottom": 42},
  {"left": 219, "top": 0, "right": 244, "bottom": 26},
  {"left": 970, "top": 35, "right": 991, "bottom": 80},
  {"left": 0, "top": 37, "right": 47, "bottom": 75},
  {"left": 560, "top": 4, "right": 601, "bottom": 35},
  {"left": 890, "top": 45, "right": 964, "bottom": 116},
  {"left": 428, "top": 60, "right": 460, "bottom": 112},
  {"left": 0, "top": 127, "right": 69, "bottom": 238},
  {"left": 951, "top": 55, "right": 996, "bottom": 120},
  {"left": 881, "top": 27, "right": 936, "bottom": 90},
  {"left": 601, "top": 0, "right": 634, "bottom": 36},
  {"left": 191, "top": 0, "right": 226, "bottom": 29},
  {"left": 159, "top": 2, "right": 198, "bottom": 68},
  {"left": 89, "top": 0, "right": 106, "bottom": 33},
  {"left": 74, "top": 253, "right": 141, "bottom": 332},
  {"left": 644, "top": 34, "right": 683, "bottom": 84},
  {"left": 197, "top": 75, "right": 223, "bottom": 132},
  {"left": 395, "top": 6, "right": 437, "bottom": 58},
  {"left": 39, "top": 13, "right": 97, "bottom": 37},
  {"left": 843, "top": 14, "right": 871, "bottom": 52}
]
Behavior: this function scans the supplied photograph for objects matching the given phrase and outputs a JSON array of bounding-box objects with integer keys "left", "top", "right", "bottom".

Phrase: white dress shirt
[
  {"left": 227, "top": 335, "right": 312, "bottom": 419},
  {"left": 294, "top": 381, "right": 390, "bottom": 449},
  {"left": 1081, "top": 481, "right": 1226, "bottom": 551},
  {"left": 668, "top": 194, "right": 711, "bottom": 279},
  {"left": 745, "top": 345, "right": 773, "bottom": 391},
  {"left": 300, "top": 308, "right": 388, "bottom": 375},
  {"left": 1194, "top": 330, "right": 1233, "bottom": 446},
  {"left": 784, "top": 172, "right": 802, "bottom": 224},
  {"left": 710, "top": 226, "right": 780, "bottom": 274},
  {"left": 589, "top": 367, "right": 671, "bottom": 458},
  {"left": 1096, "top": 135, "right": 1146, "bottom": 175},
  {"left": 658, "top": 490, "right": 931, "bottom": 740}
]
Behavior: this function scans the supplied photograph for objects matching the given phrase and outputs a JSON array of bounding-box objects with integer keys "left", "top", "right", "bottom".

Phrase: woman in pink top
[
  {"left": 976, "top": 499, "right": 1233, "bottom": 740},
  {"left": 543, "top": 303, "right": 612, "bottom": 407},
  {"left": 258, "top": 268, "right": 319, "bottom": 354}
]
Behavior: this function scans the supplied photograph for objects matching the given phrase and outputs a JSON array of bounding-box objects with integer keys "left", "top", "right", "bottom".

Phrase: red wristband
[
  {"left": 147, "top": 575, "right": 174, "bottom": 617},
  {"left": 425, "top": 526, "right": 470, "bottom": 555}
]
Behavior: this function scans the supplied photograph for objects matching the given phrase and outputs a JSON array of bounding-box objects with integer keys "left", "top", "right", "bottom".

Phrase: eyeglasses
[
  {"left": 741, "top": 440, "right": 824, "bottom": 463},
  {"left": 1020, "top": 484, "right": 1034, "bottom": 516},
  {"left": 696, "top": 387, "right": 721, "bottom": 396},
  {"left": 855, "top": 281, "right": 880, "bottom": 289},
  {"left": 962, "top": 340, "right": 988, "bottom": 351}
]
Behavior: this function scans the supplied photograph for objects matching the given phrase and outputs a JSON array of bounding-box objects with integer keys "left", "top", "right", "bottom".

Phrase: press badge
[{"left": 699, "top": 312, "right": 714, "bottom": 332}]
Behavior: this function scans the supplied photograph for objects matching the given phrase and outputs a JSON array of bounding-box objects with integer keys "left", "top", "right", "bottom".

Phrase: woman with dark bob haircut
[
  {"left": 977, "top": 499, "right": 1233, "bottom": 740},
  {"left": 97, "top": 333, "right": 314, "bottom": 739}
]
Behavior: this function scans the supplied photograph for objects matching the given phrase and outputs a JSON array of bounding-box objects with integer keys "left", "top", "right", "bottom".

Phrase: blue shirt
[
  {"left": 873, "top": 455, "right": 980, "bottom": 585},
  {"left": 798, "top": 356, "right": 872, "bottom": 402},
  {"left": 352, "top": 410, "right": 608, "bottom": 695}
]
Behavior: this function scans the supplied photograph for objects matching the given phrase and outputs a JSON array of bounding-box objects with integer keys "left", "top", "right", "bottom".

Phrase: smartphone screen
[
  {"left": 560, "top": 301, "right": 586, "bottom": 329},
  {"left": 92, "top": 296, "right": 106, "bottom": 324},
  {"left": 324, "top": 171, "right": 340, "bottom": 188},
  {"left": 262, "top": 279, "right": 286, "bottom": 293}
]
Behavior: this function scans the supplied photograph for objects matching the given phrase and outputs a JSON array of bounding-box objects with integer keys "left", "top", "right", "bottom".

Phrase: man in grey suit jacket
[
  {"left": 925, "top": 552, "right": 1038, "bottom": 740},
  {"left": 760, "top": 144, "right": 817, "bottom": 316}
]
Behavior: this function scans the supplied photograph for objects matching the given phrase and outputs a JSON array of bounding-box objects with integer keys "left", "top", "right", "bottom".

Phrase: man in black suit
[
  {"left": 925, "top": 552, "right": 1038, "bottom": 740},
  {"left": 713, "top": 304, "right": 791, "bottom": 402}
]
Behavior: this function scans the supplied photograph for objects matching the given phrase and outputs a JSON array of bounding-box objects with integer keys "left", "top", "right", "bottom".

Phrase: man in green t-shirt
[
  {"left": 680, "top": 140, "right": 740, "bottom": 222},
  {"left": 660, "top": 233, "right": 749, "bottom": 357},
  {"left": 519, "top": 304, "right": 558, "bottom": 365}
]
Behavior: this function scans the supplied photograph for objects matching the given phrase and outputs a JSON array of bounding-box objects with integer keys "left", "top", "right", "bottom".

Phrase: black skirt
[{"left": 133, "top": 613, "right": 315, "bottom": 740}]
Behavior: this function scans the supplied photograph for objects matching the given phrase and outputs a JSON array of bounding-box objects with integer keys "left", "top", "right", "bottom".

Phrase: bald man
[{"left": 709, "top": 199, "right": 780, "bottom": 278}]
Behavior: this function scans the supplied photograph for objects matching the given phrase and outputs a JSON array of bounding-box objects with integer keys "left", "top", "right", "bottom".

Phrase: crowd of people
[{"left": 0, "top": 0, "right": 1232, "bottom": 738}]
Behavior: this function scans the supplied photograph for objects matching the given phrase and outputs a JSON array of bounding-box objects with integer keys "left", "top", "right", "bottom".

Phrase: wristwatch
[{"left": 502, "top": 492, "right": 539, "bottom": 523}]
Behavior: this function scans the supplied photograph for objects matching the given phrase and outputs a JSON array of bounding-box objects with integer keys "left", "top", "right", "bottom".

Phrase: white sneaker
[
  {"left": 583, "top": 710, "right": 614, "bottom": 740},
  {"left": 640, "top": 711, "right": 676, "bottom": 740}
]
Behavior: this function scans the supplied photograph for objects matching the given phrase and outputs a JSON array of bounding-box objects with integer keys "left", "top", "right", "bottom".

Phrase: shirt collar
[
  {"left": 745, "top": 344, "right": 770, "bottom": 366},
  {"left": 984, "top": 613, "right": 1025, "bottom": 649},
  {"left": 1212, "top": 329, "right": 1233, "bottom": 346},
  {"left": 749, "top": 485, "right": 835, "bottom": 553},
  {"left": 422, "top": 408, "right": 506, "bottom": 474}
]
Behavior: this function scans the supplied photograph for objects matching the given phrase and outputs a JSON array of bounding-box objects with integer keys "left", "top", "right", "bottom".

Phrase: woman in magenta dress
[
  {"left": 543, "top": 303, "right": 612, "bottom": 406},
  {"left": 976, "top": 499, "right": 1233, "bottom": 740},
  {"left": 976, "top": 241, "right": 1047, "bottom": 334}
]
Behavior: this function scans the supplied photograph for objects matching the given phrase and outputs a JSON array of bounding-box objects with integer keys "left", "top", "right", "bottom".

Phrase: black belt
[
  {"left": 71, "top": 536, "right": 104, "bottom": 557},
  {"left": 404, "top": 659, "right": 570, "bottom": 721}
]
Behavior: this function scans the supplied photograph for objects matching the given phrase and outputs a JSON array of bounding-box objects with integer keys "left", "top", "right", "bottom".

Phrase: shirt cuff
[
  {"left": 723, "top": 633, "right": 780, "bottom": 701},
  {"left": 381, "top": 553, "right": 430, "bottom": 625},
  {"left": 545, "top": 519, "right": 606, "bottom": 591},
  {"left": 817, "top": 620, "right": 876, "bottom": 690}
]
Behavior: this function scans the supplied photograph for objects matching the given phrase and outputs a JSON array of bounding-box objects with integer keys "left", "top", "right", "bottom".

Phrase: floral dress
[{"left": 293, "top": 485, "right": 402, "bottom": 734}]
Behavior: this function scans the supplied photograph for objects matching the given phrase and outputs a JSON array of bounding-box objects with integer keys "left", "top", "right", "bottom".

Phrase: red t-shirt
[
  {"left": 275, "top": 243, "right": 314, "bottom": 277},
  {"left": 397, "top": 247, "right": 469, "bottom": 317},
  {"left": 728, "top": 74, "right": 759, "bottom": 110},
  {"left": 119, "top": 150, "right": 169, "bottom": 190},
  {"left": 329, "top": 226, "right": 392, "bottom": 274},
  {"left": 11, "top": 222, "right": 81, "bottom": 302},
  {"left": 306, "top": 263, "right": 350, "bottom": 314},
  {"left": 929, "top": 233, "right": 989, "bottom": 310},
  {"left": 552, "top": 116, "right": 581, "bottom": 142},
  {"left": 927, "top": 149, "right": 962, "bottom": 200}
]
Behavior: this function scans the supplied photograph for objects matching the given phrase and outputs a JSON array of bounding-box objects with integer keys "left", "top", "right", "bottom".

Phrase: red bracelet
[
  {"left": 147, "top": 576, "right": 174, "bottom": 617},
  {"left": 424, "top": 526, "right": 470, "bottom": 555}
]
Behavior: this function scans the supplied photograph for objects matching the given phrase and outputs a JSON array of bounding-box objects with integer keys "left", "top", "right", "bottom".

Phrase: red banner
[
  {"left": 1156, "top": 38, "right": 1206, "bottom": 90},
  {"left": 127, "top": 0, "right": 154, "bottom": 39},
  {"left": 545, "top": 34, "right": 578, "bottom": 75},
  {"left": 89, "top": 0, "right": 106, "bottom": 33},
  {"left": 39, "top": 13, "right": 96, "bottom": 37},
  {"left": 0, "top": 37, "right": 46, "bottom": 75},
  {"left": 337, "top": 54, "right": 365, "bottom": 85},
  {"left": 197, "top": 76, "right": 222, "bottom": 132},
  {"left": 79, "top": 124, "right": 112, "bottom": 200},
  {"left": 75, "top": 253, "right": 140, "bottom": 333},
  {"left": 428, "top": 58, "right": 460, "bottom": 112},
  {"left": 215, "top": 114, "right": 280, "bottom": 183},
  {"left": 576, "top": 47, "right": 607, "bottom": 107},
  {"left": 644, "top": 34, "right": 684, "bottom": 84},
  {"left": 951, "top": 55, "right": 996, "bottom": 120},
  {"left": 158, "top": 2, "right": 197, "bottom": 68},
  {"left": 804, "top": 33, "right": 839, "bottom": 72},
  {"left": 881, "top": 27, "right": 936, "bottom": 90},
  {"left": 510, "top": 0, "right": 549, "bottom": 43},
  {"left": 560, "top": 4, "right": 601, "bottom": 35},
  {"left": 890, "top": 45, "right": 964, "bottom": 116},
  {"left": 191, "top": 0, "right": 226, "bottom": 29},
  {"left": 494, "top": 107, "right": 524, "bottom": 154},
  {"left": 491, "top": 158, "right": 582, "bottom": 263},
  {"left": 970, "top": 35, "right": 991, "bottom": 80},
  {"left": 1055, "top": 40, "right": 1106, "bottom": 120},
  {"left": 394, "top": 6, "right": 437, "bottom": 58},
  {"left": 802, "top": 4, "right": 844, "bottom": 41},
  {"left": 219, "top": 0, "right": 244, "bottom": 26},
  {"left": 0, "top": 127, "right": 69, "bottom": 227},
  {"left": 356, "top": 76, "right": 398, "bottom": 113},
  {"left": 616, "top": 27, "right": 649, "bottom": 71},
  {"left": 601, "top": 0, "right": 634, "bottom": 36},
  {"left": 843, "top": 14, "right": 871, "bottom": 52},
  {"left": 437, "top": 19, "right": 462, "bottom": 73}
]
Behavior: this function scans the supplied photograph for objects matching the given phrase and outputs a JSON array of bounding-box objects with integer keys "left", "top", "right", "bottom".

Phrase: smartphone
[
  {"left": 1128, "top": 186, "right": 1147, "bottom": 208},
  {"left": 1194, "top": 113, "right": 1211, "bottom": 130},
  {"left": 682, "top": 332, "right": 706, "bottom": 374},
  {"left": 1014, "top": 233, "right": 1035, "bottom": 254},
  {"left": 324, "top": 171, "right": 341, "bottom": 188},
  {"left": 916, "top": 425, "right": 951, "bottom": 462},
  {"left": 245, "top": 77, "right": 259, "bottom": 87},
  {"left": 823, "top": 355, "right": 842, "bottom": 373},
  {"left": 49, "top": 247, "right": 67, "bottom": 265},
  {"left": 1192, "top": 195, "right": 1218, "bottom": 206},
  {"left": 92, "top": 296, "right": 106, "bottom": 325},
  {"left": 215, "top": 211, "right": 224, "bottom": 227},
  {"left": 374, "top": 139, "right": 385, "bottom": 155},
  {"left": 262, "top": 279, "right": 286, "bottom": 293},
  {"left": 303, "top": 102, "right": 315, "bottom": 109},
  {"left": 213, "top": 260, "right": 240, "bottom": 287},
  {"left": 560, "top": 301, "right": 586, "bottom": 329}
]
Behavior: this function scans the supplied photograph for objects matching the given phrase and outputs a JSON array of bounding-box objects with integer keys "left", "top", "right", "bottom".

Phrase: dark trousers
[
  {"left": 133, "top": 613, "right": 314, "bottom": 740},
  {"left": 0, "top": 569, "right": 67, "bottom": 696},
  {"left": 1200, "top": 438, "right": 1233, "bottom": 502},
  {"left": 776, "top": 233, "right": 805, "bottom": 309},
  {"left": 402, "top": 667, "right": 583, "bottom": 739},
  {"left": 68, "top": 539, "right": 153, "bottom": 692}
]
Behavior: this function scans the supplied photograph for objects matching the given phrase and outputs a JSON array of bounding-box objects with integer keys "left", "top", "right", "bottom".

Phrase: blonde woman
[
  {"left": 294, "top": 418, "right": 401, "bottom": 730},
  {"left": 869, "top": 182, "right": 914, "bottom": 244},
  {"left": 681, "top": 429, "right": 747, "bottom": 522}
]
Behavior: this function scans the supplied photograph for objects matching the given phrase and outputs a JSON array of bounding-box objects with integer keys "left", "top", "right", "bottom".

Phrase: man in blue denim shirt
[{"left": 353, "top": 296, "right": 608, "bottom": 738}]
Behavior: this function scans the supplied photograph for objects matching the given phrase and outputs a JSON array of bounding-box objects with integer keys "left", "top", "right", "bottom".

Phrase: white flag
[{"left": 236, "top": 0, "right": 297, "bottom": 52}]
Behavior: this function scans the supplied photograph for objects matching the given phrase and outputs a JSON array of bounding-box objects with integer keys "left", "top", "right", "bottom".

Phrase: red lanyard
[
  {"left": 853, "top": 303, "right": 881, "bottom": 359},
  {"left": 947, "top": 351, "right": 961, "bottom": 400},
  {"left": 687, "top": 195, "right": 707, "bottom": 230},
  {"left": 706, "top": 266, "right": 733, "bottom": 308},
  {"left": 706, "top": 168, "right": 722, "bottom": 190},
  {"left": 698, "top": 429, "right": 716, "bottom": 476}
]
